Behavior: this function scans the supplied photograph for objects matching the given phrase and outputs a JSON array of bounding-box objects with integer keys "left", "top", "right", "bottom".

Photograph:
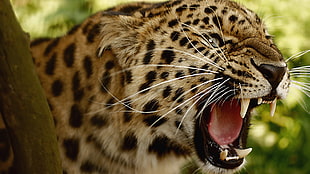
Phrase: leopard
[{"left": 1, "top": 0, "right": 291, "bottom": 173}]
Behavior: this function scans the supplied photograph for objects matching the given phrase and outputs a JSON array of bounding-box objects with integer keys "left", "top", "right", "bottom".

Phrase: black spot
[
  {"left": 80, "top": 161, "right": 96, "bottom": 172},
  {"left": 163, "top": 86, "right": 172, "bottom": 98},
  {"left": 179, "top": 37, "right": 189, "bottom": 46},
  {"left": 175, "top": 120, "right": 183, "bottom": 130},
  {"left": 51, "top": 79, "right": 63, "bottom": 97},
  {"left": 139, "top": 83, "right": 150, "bottom": 93},
  {"left": 212, "top": 16, "right": 223, "bottom": 29},
  {"left": 173, "top": 88, "right": 184, "bottom": 103},
  {"left": 170, "top": 0, "right": 182, "bottom": 6},
  {"left": 67, "top": 24, "right": 81, "bottom": 35},
  {"left": 72, "top": 71, "right": 81, "bottom": 91},
  {"left": 187, "top": 40, "right": 198, "bottom": 49},
  {"left": 105, "top": 60, "right": 115, "bottom": 70},
  {"left": 125, "top": 70, "right": 133, "bottom": 83},
  {"left": 119, "top": 5, "right": 142, "bottom": 13},
  {"left": 200, "top": 64, "right": 210, "bottom": 73},
  {"left": 238, "top": 19, "right": 246, "bottom": 25},
  {"left": 63, "top": 43, "right": 76, "bottom": 67},
  {"left": 124, "top": 112, "right": 132, "bottom": 122},
  {"left": 148, "top": 135, "right": 190, "bottom": 158},
  {"left": 0, "top": 129, "right": 11, "bottom": 162},
  {"left": 90, "top": 114, "right": 107, "bottom": 128},
  {"left": 204, "top": 6, "right": 217, "bottom": 14},
  {"left": 87, "top": 23, "right": 101, "bottom": 43},
  {"left": 144, "top": 40, "right": 156, "bottom": 64},
  {"left": 175, "top": 71, "right": 185, "bottom": 78},
  {"left": 175, "top": 108, "right": 183, "bottom": 115},
  {"left": 63, "top": 138, "right": 79, "bottom": 161},
  {"left": 72, "top": 71, "right": 84, "bottom": 101},
  {"left": 143, "top": 115, "right": 167, "bottom": 127},
  {"left": 69, "top": 104, "right": 83, "bottom": 128},
  {"left": 170, "top": 0, "right": 182, "bottom": 7},
  {"left": 184, "top": 21, "right": 191, "bottom": 25},
  {"left": 121, "top": 132, "right": 138, "bottom": 151},
  {"left": 30, "top": 37, "right": 51, "bottom": 47},
  {"left": 161, "top": 48, "right": 175, "bottom": 64},
  {"left": 190, "top": 4, "right": 200, "bottom": 10},
  {"left": 160, "top": 72, "right": 169, "bottom": 79},
  {"left": 188, "top": 66, "right": 198, "bottom": 75},
  {"left": 193, "top": 19, "right": 200, "bottom": 25},
  {"left": 202, "top": 17, "right": 210, "bottom": 25},
  {"left": 229, "top": 15, "right": 238, "bottom": 23},
  {"left": 45, "top": 53, "right": 57, "bottom": 75},
  {"left": 170, "top": 31, "right": 180, "bottom": 41},
  {"left": 146, "top": 71, "right": 157, "bottom": 83},
  {"left": 83, "top": 56, "right": 93, "bottom": 78},
  {"left": 168, "top": 19, "right": 178, "bottom": 28},
  {"left": 105, "top": 98, "right": 115, "bottom": 109},
  {"left": 100, "top": 72, "right": 111, "bottom": 93},
  {"left": 196, "top": 47, "right": 206, "bottom": 53},
  {"left": 82, "top": 21, "right": 92, "bottom": 34},
  {"left": 143, "top": 99, "right": 159, "bottom": 113},
  {"left": 44, "top": 38, "right": 60, "bottom": 56},
  {"left": 176, "top": 4, "right": 188, "bottom": 13},
  {"left": 191, "top": 84, "right": 198, "bottom": 93}
]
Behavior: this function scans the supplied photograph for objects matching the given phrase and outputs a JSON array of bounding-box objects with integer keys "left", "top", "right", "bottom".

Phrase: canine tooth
[
  {"left": 270, "top": 98, "right": 277, "bottom": 117},
  {"left": 257, "top": 98, "right": 263, "bottom": 105},
  {"left": 235, "top": 148, "right": 252, "bottom": 158},
  {"left": 240, "top": 99, "right": 250, "bottom": 118},
  {"left": 220, "top": 149, "right": 228, "bottom": 161}
]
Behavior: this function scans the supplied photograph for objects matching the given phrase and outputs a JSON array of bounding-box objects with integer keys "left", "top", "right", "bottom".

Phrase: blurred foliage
[{"left": 11, "top": 0, "right": 310, "bottom": 173}]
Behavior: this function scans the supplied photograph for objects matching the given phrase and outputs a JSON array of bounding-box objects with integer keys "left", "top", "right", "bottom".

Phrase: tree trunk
[{"left": 0, "top": 0, "right": 62, "bottom": 173}]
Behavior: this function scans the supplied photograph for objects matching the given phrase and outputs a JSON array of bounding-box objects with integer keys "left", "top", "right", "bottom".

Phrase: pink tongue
[{"left": 208, "top": 100, "right": 243, "bottom": 145}]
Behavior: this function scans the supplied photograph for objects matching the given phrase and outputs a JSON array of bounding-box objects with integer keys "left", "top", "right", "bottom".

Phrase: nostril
[{"left": 257, "top": 64, "right": 286, "bottom": 89}]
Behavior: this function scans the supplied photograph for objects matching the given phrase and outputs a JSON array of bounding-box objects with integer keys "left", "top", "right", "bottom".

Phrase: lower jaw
[{"left": 193, "top": 101, "right": 253, "bottom": 170}]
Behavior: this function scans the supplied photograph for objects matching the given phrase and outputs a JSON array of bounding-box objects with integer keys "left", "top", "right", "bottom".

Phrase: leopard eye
[
  {"left": 202, "top": 33, "right": 224, "bottom": 48},
  {"left": 208, "top": 37, "right": 220, "bottom": 48}
]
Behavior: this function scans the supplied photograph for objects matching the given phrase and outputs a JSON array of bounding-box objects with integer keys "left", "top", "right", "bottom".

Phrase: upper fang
[
  {"left": 270, "top": 98, "right": 277, "bottom": 117},
  {"left": 257, "top": 98, "right": 263, "bottom": 105},
  {"left": 240, "top": 99, "right": 250, "bottom": 118}
]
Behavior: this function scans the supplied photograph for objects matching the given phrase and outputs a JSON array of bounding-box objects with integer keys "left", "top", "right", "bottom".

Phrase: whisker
[
  {"left": 149, "top": 79, "right": 224, "bottom": 130},
  {"left": 196, "top": 78, "right": 231, "bottom": 123},
  {"left": 290, "top": 80, "right": 310, "bottom": 98},
  {"left": 174, "top": 80, "right": 225, "bottom": 134},
  {"left": 180, "top": 22, "right": 228, "bottom": 63},
  {"left": 111, "top": 72, "right": 217, "bottom": 107},
  {"left": 168, "top": 78, "right": 223, "bottom": 111},
  {"left": 286, "top": 50, "right": 310, "bottom": 62},
  {"left": 175, "top": 25, "right": 224, "bottom": 69}
]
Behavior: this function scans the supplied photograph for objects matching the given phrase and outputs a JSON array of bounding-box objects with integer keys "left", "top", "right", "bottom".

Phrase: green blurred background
[{"left": 11, "top": 0, "right": 310, "bottom": 173}]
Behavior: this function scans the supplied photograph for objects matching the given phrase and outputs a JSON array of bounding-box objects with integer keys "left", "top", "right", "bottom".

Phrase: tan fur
[{"left": 1, "top": 0, "right": 290, "bottom": 173}]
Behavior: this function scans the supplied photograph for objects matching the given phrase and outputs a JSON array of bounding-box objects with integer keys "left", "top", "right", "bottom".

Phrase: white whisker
[{"left": 286, "top": 50, "right": 310, "bottom": 62}]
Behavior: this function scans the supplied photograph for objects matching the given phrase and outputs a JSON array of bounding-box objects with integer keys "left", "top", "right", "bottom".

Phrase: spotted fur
[{"left": 1, "top": 0, "right": 291, "bottom": 174}]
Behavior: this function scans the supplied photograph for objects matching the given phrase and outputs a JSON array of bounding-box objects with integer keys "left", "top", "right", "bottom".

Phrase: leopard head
[{"left": 98, "top": 0, "right": 289, "bottom": 173}]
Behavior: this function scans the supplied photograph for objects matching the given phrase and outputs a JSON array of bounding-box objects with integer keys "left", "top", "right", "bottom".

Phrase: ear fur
[{"left": 98, "top": 12, "right": 142, "bottom": 66}]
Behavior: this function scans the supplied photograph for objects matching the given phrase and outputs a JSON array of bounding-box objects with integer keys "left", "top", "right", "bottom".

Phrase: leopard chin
[{"left": 194, "top": 96, "right": 277, "bottom": 171}]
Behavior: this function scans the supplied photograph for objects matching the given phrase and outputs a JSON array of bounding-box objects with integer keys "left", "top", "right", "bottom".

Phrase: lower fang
[
  {"left": 220, "top": 149, "right": 228, "bottom": 161},
  {"left": 235, "top": 148, "right": 252, "bottom": 158}
]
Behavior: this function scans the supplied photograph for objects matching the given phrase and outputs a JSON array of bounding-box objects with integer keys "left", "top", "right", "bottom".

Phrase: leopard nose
[{"left": 257, "top": 64, "right": 286, "bottom": 90}]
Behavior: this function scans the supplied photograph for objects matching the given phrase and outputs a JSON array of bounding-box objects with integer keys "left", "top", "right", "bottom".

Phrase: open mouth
[{"left": 194, "top": 96, "right": 277, "bottom": 169}]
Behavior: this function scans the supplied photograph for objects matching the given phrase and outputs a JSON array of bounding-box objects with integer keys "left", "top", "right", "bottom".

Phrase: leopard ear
[{"left": 98, "top": 12, "right": 142, "bottom": 65}]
